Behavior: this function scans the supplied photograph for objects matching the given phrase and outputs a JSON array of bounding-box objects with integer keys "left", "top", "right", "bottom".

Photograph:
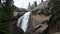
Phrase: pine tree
[
  {"left": 41, "top": 0, "right": 43, "bottom": 2},
  {"left": 28, "top": 2, "right": 31, "bottom": 10},
  {"left": 28, "top": 1, "right": 37, "bottom": 10},
  {"left": 34, "top": 1, "right": 37, "bottom": 7}
]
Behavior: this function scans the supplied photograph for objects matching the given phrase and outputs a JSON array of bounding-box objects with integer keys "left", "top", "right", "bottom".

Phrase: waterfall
[{"left": 17, "top": 11, "right": 31, "bottom": 32}]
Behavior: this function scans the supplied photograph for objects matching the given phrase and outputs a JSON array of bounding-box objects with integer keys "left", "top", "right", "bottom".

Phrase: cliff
[
  {"left": 11, "top": 0, "right": 60, "bottom": 34},
  {"left": 25, "top": 0, "right": 53, "bottom": 34}
]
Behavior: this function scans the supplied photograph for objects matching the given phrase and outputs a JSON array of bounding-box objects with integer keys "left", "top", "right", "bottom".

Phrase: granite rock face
[
  {"left": 11, "top": 0, "right": 53, "bottom": 34},
  {"left": 25, "top": 0, "right": 52, "bottom": 34},
  {"left": 11, "top": 5, "right": 28, "bottom": 34},
  {"left": 11, "top": 20, "right": 24, "bottom": 34},
  {"left": 26, "top": 14, "right": 51, "bottom": 34},
  {"left": 12, "top": 5, "right": 28, "bottom": 17}
]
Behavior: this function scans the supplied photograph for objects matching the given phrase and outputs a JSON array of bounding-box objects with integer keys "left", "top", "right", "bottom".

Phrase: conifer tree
[{"left": 28, "top": 2, "right": 31, "bottom": 10}]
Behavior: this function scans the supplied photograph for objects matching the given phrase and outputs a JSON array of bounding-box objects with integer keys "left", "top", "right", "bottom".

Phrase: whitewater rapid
[{"left": 17, "top": 11, "right": 30, "bottom": 32}]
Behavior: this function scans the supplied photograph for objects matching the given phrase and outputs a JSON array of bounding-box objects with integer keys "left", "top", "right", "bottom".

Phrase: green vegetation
[
  {"left": 47, "top": 0, "right": 60, "bottom": 34},
  {"left": 50, "top": 0, "right": 60, "bottom": 29},
  {"left": 0, "top": 0, "right": 13, "bottom": 34}
]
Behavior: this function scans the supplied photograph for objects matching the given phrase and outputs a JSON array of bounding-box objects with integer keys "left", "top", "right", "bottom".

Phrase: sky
[{"left": 14, "top": 0, "right": 46, "bottom": 9}]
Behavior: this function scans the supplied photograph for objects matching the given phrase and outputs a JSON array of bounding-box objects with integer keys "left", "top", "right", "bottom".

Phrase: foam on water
[{"left": 17, "top": 11, "right": 30, "bottom": 32}]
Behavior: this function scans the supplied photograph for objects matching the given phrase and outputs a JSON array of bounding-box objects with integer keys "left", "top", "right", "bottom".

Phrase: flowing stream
[{"left": 17, "top": 11, "right": 31, "bottom": 32}]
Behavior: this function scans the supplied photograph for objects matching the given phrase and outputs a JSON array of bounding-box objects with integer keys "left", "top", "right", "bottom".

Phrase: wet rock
[{"left": 11, "top": 18, "right": 24, "bottom": 34}]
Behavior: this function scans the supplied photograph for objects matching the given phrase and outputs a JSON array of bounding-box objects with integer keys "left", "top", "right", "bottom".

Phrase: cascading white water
[{"left": 17, "top": 11, "right": 31, "bottom": 32}]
